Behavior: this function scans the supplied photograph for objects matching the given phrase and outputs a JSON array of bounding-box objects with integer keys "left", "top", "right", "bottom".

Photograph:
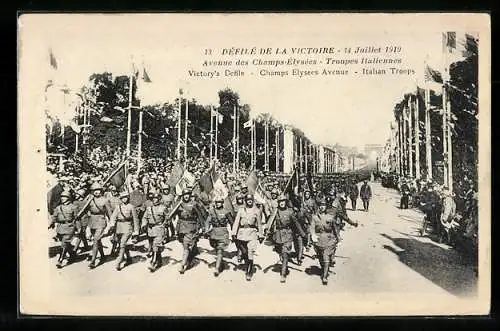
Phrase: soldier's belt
[
  {"left": 240, "top": 224, "right": 256, "bottom": 229},
  {"left": 89, "top": 212, "right": 105, "bottom": 216},
  {"left": 57, "top": 220, "right": 73, "bottom": 224},
  {"left": 148, "top": 222, "right": 162, "bottom": 227},
  {"left": 275, "top": 225, "right": 291, "bottom": 230},
  {"left": 180, "top": 219, "right": 197, "bottom": 224},
  {"left": 116, "top": 218, "right": 132, "bottom": 223}
]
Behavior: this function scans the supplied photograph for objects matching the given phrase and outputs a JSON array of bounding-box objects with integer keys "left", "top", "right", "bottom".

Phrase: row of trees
[
  {"left": 45, "top": 74, "right": 319, "bottom": 171},
  {"left": 389, "top": 34, "right": 478, "bottom": 201}
]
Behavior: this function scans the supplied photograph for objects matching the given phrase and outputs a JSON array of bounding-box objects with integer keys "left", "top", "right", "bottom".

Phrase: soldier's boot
[
  {"left": 155, "top": 251, "right": 162, "bottom": 269},
  {"left": 56, "top": 247, "right": 66, "bottom": 268},
  {"left": 116, "top": 246, "right": 125, "bottom": 271},
  {"left": 280, "top": 254, "right": 288, "bottom": 283},
  {"left": 148, "top": 250, "right": 159, "bottom": 272},
  {"left": 321, "top": 261, "right": 330, "bottom": 285},
  {"left": 297, "top": 240, "right": 304, "bottom": 265},
  {"left": 214, "top": 250, "right": 223, "bottom": 277},
  {"left": 98, "top": 241, "right": 106, "bottom": 263},
  {"left": 179, "top": 248, "right": 189, "bottom": 274},
  {"left": 67, "top": 245, "right": 76, "bottom": 264},
  {"left": 245, "top": 259, "right": 254, "bottom": 281},
  {"left": 124, "top": 247, "right": 132, "bottom": 265},
  {"left": 147, "top": 239, "right": 153, "bottom": 258},
  {"left": 110, "top": 241, "right": 119, "bottom": 257},
  {"left": 88, "top": 244, "right": 99, "bottom": 269}
]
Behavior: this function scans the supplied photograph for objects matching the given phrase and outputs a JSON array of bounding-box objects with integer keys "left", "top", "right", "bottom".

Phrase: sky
[{"left": 20, "top": 14, "right": 459, "bottom": 151}]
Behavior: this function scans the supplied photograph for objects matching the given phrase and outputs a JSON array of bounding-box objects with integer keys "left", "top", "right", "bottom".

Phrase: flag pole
[
  {"left": 275, "top": 126, "right": 279, "bottom": 173},
  {"left": 414, "top": 90, "right": 421, "bottom": 179},
  {"left": 137, "top": 108, "right": 144, "bottom": 174},
  {"left": 236, "top": 105, "right": 240, "bottom": 172},
  {"left": 74, "top": 104, "right": 80, "bottom": 154},
  {"left": 126, "top": 58, "right": 133, "bottom": 157},
  {"left": 184, "top": 93, "right": 189, "bottom": 164},
  {"left": 177, "top": 89, "right": 182, "bottom": 160},
  {"left": 407, "top": 97, "right": 413, "bottom": 178},
  {"left": 215, "top": 107, "right": 219, "bottom": 160},
  {"left": 233, "top": 104, "right": 236, "bottom": 173},
  {"left": 210, "top": 106, "right": 214, "bottom": 162}
]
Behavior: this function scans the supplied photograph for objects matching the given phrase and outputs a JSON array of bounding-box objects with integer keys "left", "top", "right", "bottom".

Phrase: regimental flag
[
  {"left": 176, "top": 170, "right": 196, "bottom": 196},
  {"left": 243, "top": 119, "right": 254, "bottom": 129},
  {"left": 255, "top": 183, "right": 272, "bottom": 219},
  {"left": 194, "top": 162, "right": 218, "bottom": 198},
  {"left": 245, "top": 170, "right": 259, "bottom": 195},
  {"left": 166, "top": 161, "right": 184, "bottom": 187},
  {"left": 49, "top": 48, "right": 58, "bottom": 70},
  {"left": 213, "top": 177, "right": 229, "bottom": 200},
  {"left": 284, "top": 166, "right": 301, "bottom": 208},
  {"left": 47, "top": 182, "right": 64, "bottom": 214},
  {"left": 107, "top": 161, "right": 128, "bottom": 190}
]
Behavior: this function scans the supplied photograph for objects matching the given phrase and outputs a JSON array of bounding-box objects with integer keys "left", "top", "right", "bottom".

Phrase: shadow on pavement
[{"left": 380, "top": 233, "right": 477, "bottom": 297}]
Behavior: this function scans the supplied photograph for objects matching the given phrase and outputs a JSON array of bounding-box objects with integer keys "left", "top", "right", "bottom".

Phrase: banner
[
  {"left": 166, "top": 162, "right": 184, "bottom": 187},
  {"left": 175, "top": 170, "right": 196, "bottom": 195},
  {"left": 108, "top": 162, "right": 127, "bottom": 190}
]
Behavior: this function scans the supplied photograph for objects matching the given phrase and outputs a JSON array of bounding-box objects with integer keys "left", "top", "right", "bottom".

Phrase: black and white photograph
[{"left": 18, "top": 13, "right": 490, "bottom": 316}]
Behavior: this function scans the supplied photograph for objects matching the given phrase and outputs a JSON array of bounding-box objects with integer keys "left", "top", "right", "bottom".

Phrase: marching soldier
[
  {"left": 360, "top": 180, "right": 372, "bottom": 212},
  {"left": 204, "top": 195, "right": 233, "bottom": 277},
  {"left": 233, "top": 192, "right": 246, "bottom": 262},
  {"left": 348, "top": 181, "right": 359, "bottom": 211},
  {"left": 231, "top": 194, "right": 264, "bottom": 281},
  {"left": 140, "top": 191, "right": 171, "bottom": 272},
  {"left": 49, "top": 190, "right": 78, "bottom": 268},
  {"left": 171, "top": 188, "right": 205, "bottom": 274},
  {"left": 108, "top": 186, "right": 122, "bottom": 256},
  {"left": 160, "top": 183, "right": 176, "bottom": 242},
  {"left": 86, "top": 182, "right": 113, "bottom": 269},
  {"left": 302, "top": 189, "right": 318, "bottom": 251},
  {"left": 109, "top": 191, "right": 139, "bottom": 271},
  {"left": 267, "top": 194, "right": 306, "bottom": 283},
  {"left": 310, "top": 198, "right": 358, "bottom": 285},
  {"left": 73, "top": 188, "right": 90, "bottom": 254}
]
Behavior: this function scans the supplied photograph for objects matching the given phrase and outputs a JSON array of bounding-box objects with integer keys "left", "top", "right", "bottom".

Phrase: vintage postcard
[{"left": 18, "top": 13, "right": 490, "bottom": 316}]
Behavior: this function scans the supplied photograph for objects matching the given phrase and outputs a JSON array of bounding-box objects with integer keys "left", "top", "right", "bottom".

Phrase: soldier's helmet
[
  {"left": 236, "top": 193, "right": 244, "bottom": 200},
  {"left": 241, "top": 185, "right": 248, "bottom": 190},
  {"left": 182, "top": 188, "right": 192, "bottom": 196},
  {"left": 271, "top": 188, "right": 279, "bottom": 196},
  {"left": 278, "top": 194, "right": 288, "bottom": 201},
  {"left": 318, "top": 198, "right": 327, "bottom": 206},
  {"left": 119, "top": 191, "right": 130, "bottom": 198},
  {"left": 245, "top": 194, "right": 254, "bottom": 201},
  {"left": 161, "top": 183, "right": 170, "bottom": 190},
  {"left": 76, "top": 188, "right": 87, "bottom": 198},
  {"left": 110, "top": 185, "right": 118, "bottom": 192},
  {"left": 90, "top": 182, "right": 103, "bottom": 191},
  {"left": 60, "top": 190, "right": 72, "bottom": 199},
  {"left": 214, "top": 195, "right": 224, "bottom": 203}
]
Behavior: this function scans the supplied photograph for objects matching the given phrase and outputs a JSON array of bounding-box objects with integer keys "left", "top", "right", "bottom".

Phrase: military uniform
[
  {"left": 172, "top": 191, "right": 205, "bottom": 274},
  {"left": 348, "top": 183, "right": 359, "bottom": 211},
  {"left": 50, "top": 193, "right": 78, "bottom": 268},
  {"left": 231, "top": 196, "right": 264, "bottom": 281},
  {"left": 161, "top": 189, "right": 176, "bottom": 241},
  {"left": 360, "top": 181, "right": 372, "bottom": 211},
  {"left": 268, "top": 196, "right": 306, "bottom": 282},
  {"left": 302, "top": 194, "right": 317, "bottom": 250},
  {"left": 86, "top": 184, "right": 113, "bottom": 268},
  {"left": 110, "top": 193, "right": 139, "bottom": 270},
  {"left": 73, "top": 189, "right": 90, "bottom": 253},
  {"left": 310, "top": 199, "right": 357, "bottom": 285},
  {"left": 205, "top": 201, "right": 233, "bottom": 276},
  {"left": 141, "top": 197, "right": 170, "bottom": 271}
]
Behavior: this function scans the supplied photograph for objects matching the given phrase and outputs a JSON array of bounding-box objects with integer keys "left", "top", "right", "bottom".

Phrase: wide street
[{"left": 48, "top": 181, "right": 477, "bottom": 299}]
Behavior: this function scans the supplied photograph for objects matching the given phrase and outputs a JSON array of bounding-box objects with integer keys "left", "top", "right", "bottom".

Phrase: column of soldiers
[{"left": 49, "top": 171, "right": 363, "bottom": 285}]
